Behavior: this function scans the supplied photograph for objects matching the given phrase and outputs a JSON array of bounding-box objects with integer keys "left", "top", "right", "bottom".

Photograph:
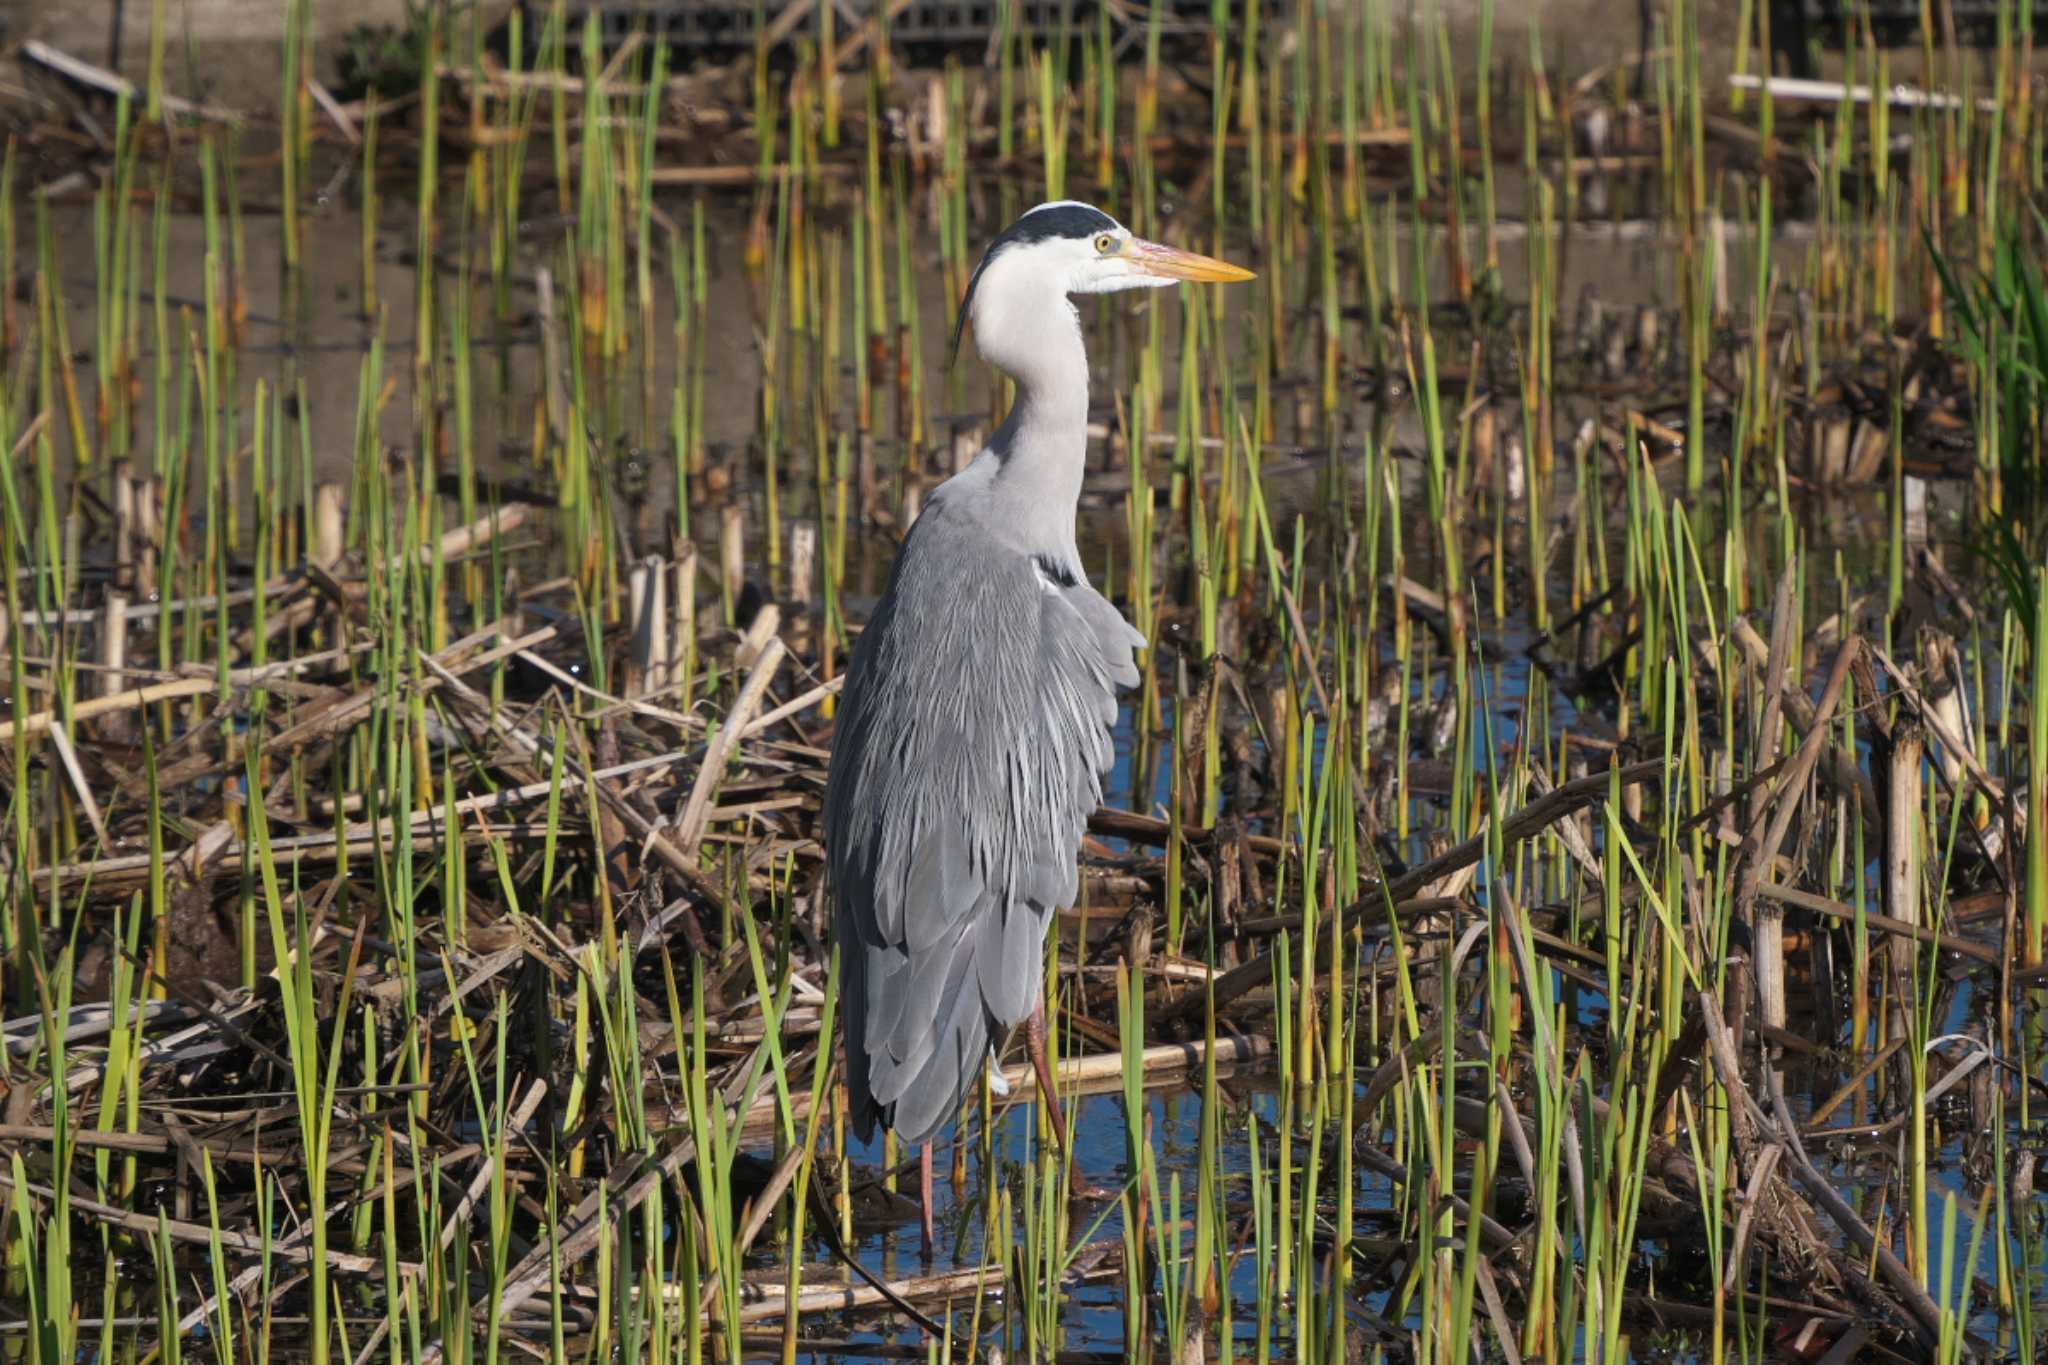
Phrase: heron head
[{"left": 951, "top": 201, "right": 1254, "bottom": 368}]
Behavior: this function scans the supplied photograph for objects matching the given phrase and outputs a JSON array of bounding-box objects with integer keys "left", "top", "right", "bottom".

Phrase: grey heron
[{"left": 823, "top": 201, "right": 1254, "bottom": 1255}]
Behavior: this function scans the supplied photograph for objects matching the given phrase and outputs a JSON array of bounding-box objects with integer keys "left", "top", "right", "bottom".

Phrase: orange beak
[{"left": 1125, "top": 238, "right": 1257, "bottom": 283}]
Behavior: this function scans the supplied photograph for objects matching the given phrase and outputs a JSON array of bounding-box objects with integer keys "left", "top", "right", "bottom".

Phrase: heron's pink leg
[
  {"left": 919, "top": 1142, "right": 936, "bottom": 1263},
  {"left": 1025, "top": 1000, "right": 1074, "bottom": 1153},
  {"left": 1027, "top": 1001, "right": 1112, "bottom": 1199}
]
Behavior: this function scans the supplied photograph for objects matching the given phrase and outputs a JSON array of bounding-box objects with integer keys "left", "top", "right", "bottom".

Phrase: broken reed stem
[
  {"left": 94, "top": 592, "right": 129, "bottom": 741},
  {"left": 674, "top": 636, "right": 787, "bottom": 854},
  {"left": 671, "top": 543, "right": 698, "bottom": 688},
  {"left": 628, "top": 554, "right": 670, "bottom": 698},
  {"left": 0, "top": 676, "right": 213, "bottom": 743},
  {"left": 720, "top": 502, "right": 745, "bottom": 623},
  {"left": 1885, "top": 719, "right": 1925, "bottom": 1044},
  {"left": 788, "top": 519, "right": 816, "bottom": 609},
  {"left": 1739, "top": 638, "right": 1861, "bottom": 1044},
  {"left": 312, "top": 480, "right": 346, "bottom": 568}
]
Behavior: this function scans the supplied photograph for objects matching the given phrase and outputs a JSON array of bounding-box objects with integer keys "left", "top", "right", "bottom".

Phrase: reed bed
[{"left": 0, "top": 0, "right": 2046, "bottom": 1361}]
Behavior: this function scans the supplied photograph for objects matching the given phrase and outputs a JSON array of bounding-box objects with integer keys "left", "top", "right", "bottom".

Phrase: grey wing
[
  {"left": 1062, "top": 579, "right": 1146, "bottom": 691},
  {"left": 823, "top": 513, "right": 1136, "bottom": 1146}
]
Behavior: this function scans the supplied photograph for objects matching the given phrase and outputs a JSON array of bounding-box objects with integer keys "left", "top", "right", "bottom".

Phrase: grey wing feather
[
  {"left": 824, "top": 494, "right": 1137, "bottom": 1146},
  {"left": 1064, "top": 583, "right": 1146, "bottom": 692}
]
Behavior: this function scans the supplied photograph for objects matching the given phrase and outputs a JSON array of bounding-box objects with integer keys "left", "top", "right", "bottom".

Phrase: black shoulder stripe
[{"left": 1033, "top": 554, "right": 1079, "bottom": 589}]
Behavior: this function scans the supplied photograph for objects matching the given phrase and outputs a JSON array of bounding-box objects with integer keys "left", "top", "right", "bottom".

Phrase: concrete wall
[
  {"left": 0, "top": 0, "right": 1748, "bottom": 116},
  {"left": 1433, "top": 0, "right": 1746, "bottom": 85},
  {"left": 0, "top": 0, "right": 515, "bottom": 109}
]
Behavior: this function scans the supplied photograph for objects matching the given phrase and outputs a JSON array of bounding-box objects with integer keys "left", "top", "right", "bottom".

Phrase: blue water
[{"left": 812, "top": 1079, "right": 1405, "bottom": 1362}]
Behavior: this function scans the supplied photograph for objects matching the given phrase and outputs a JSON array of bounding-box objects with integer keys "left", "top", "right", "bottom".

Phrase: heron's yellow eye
[{"left": 1093, "top": 233, "right": 1116, "bottom": 254}]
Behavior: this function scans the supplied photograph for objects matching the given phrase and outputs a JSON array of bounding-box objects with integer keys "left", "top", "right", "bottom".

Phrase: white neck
[{"left": 969, "top": 257, "right": 1090, "bottom": 564}]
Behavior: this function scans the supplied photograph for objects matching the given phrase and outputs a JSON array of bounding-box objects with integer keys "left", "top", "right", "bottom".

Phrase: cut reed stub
[
  {"left": 787, "top": 520, "right": 816, "bottom": 610},
  {"left": 670, "top": 544, "right": 698, "bottom": 690},
  {"left": 1884, "top": 718, "right": 1924, "bottom": 1047},
  {"left": 1803, "top": 412, "right": 1889, "bottom": 486},
  {"left": 720, "top": 501, "right": 745, "bottom": 622},
  {"left": 1846, "top": 419, "right": 1888, "bottom": 484},
  {"left": 1471, "top": 402, "right": 1497, "bottom": 488},
  {"left": 1903, "top": 474, "right": 1928, "bottom": 543},
  {"left": 312, "top": 481, "right": 347, "bottom": 570},
  {"left": 1918, "top": 628, "right": 1972, "bottom": 795},
  {"left": 94, "top": 591, "right": 131, "bottom": 743},
  {"left": 112, "top": 468, "right": 136, "bottom": 591},
  {"left": 133, "top": 472, "right": 161, "bottom": 600},
  {"left": 627, "top": 555, "right": 670, "bottom": 699},
  {"left": 96, "top": 593, "right": 128, "bottom": 688},
  {"left": 1810, "top": 411, "right": 1853, "bottom": 483}
]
